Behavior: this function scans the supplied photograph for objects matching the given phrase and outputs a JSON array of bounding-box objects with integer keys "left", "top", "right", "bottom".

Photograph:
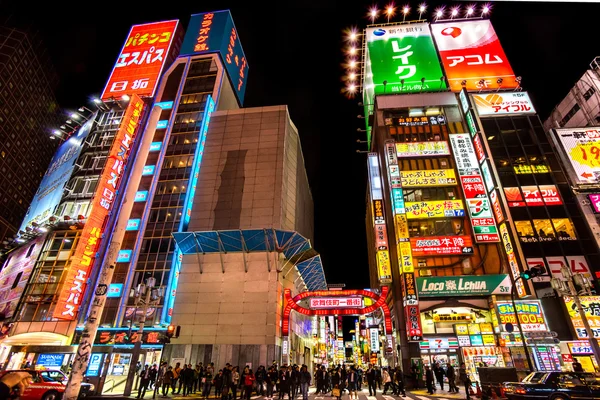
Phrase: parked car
[
  {"left": 0, "top": 369, "right": 94, "bottom": 400},
  {"left": 503, "top": 371, "right": 600, "bottom": 400}
]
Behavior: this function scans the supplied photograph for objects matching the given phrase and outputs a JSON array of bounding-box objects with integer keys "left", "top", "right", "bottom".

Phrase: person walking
[
  {"left": 375, "top": 366, "right": 382, "bottom": 391},
  {"left": 266, "top": 366, "right": 277, "bottom": 400},
  {"left": 184, "top": 364, "right": 196, "bottom": 397},
  {"left": 446, "top": 363, "right": 458, "bottom": 393},
  {"left": 172, "top": 362, "right": 182, "bottom": 394},
  {"left": 573, "top": 358, "right": 584, "bottom": 372},
  {"left": 149, "top": 364, "right": 158, "bottom": 391},
  {"left": 222, "top": 365, "right": 233, "bottom": 400},
  {"left": 243, "top": 369, "right": 255, "bottom": 400},
  {"left": 410, "top": 362, "right": 420, "bottom": 389},
  {"left": 231, "top": 366, "right": 240, "bottom": 400},
  {"left": 202, "top": 364, "right": 214, "bottom": 398},
  {"left": 425, "top": 366, "right": 434, "bottom": 395},
  {"left": 278, "top": 365, "right": 290, "bottom": 400},
  {"left": 346, "top": 366, "right": 358, "bottom": 400},
  {"left": 214, "top": 370, "right": 224, "bottom": 399},
  {"left": 366, "top": 365, "right": 376, "bottom": 396},
  {"left": 290, "top": 365, "right": 299, "bottom": 400},
  {"left": 382, "top": 368, "right": 392, "bottom": 395},
  {"left": 299, "top": 365, "right": 311, "bottom": 400},
  {"left": 433, "top": 362, "right": 444, "bottom": 391},
  {"left": 394, "top": 366, "right": 406, "bottom": 397},
  {"left": 256, "top": 366, "right": 266, "bottom": 396},
  {"left": 459, "top": 363, "right": 471, "bottom": 400},
  {"left": 162, "top": 366, "right": 174, "bottom": 397},
  {"left": 316, "top": 366, "right": 327, "bottom": 394},
  {"left": 138, "top": 365, "right": 151, "bottom": 399}
]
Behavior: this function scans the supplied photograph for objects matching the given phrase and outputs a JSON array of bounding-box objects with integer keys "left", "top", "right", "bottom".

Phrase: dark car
[
  {"left": 0, "top": 369, "right": 95, "bottom": 400},
  {"left": 503, "top": 371, "right": 600, "bottom": 400}
]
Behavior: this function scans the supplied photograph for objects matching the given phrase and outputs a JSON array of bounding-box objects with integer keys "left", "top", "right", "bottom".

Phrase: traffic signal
[
  {"left": 521, "top": 265, "right": 546, "bottom": 280},
  {"left": 166, "top": 325, "right": 175, "bottom": 338}
]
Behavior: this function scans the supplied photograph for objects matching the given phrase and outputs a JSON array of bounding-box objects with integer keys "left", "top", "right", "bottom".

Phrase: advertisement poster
[
  {"left": 416, "top": 274, "right": 511, "bottom": 297},
  {"left": 554, "top": 128, "right": 600, "bottom": 184},
  {"left": 404, "top": 200, "right": 465, "bottom": 219},
  {"left": 504, "top": 186, "right": 563, "bottom": 207},
  {"left": 500, "top": 222, "right": 528, "bottom": 297},
  {"left": 410, "top": 235, "right": 473, "bottom": 256},
  {"left": 376, "top": 250, "right": 392, "bottom": 284},
  {"left": 473, "top": 92, "right": 536, "bottom": 116},
  {"left": 396, "top": 141, "right": 450, "bottom": 157},
  {"left": 0, "top": 235, "right": 45, "bottom": 318},
  {"left": 364, "top": 23, "right": 446, "bottom": 96},
  {"left": 496, "top": 300, "right": 548, "bottom": 332},
  {"left": 102, "top": 20, "right": 180, "bottom": 100},
  {"left": 563, "top": 296, "right": 600, "bottom": 338},
  {"left": 431, "top": 20, "right": 518, "bottom": 92},
  {"left": 400, "top": 169, "right": 457, "bottom": 187}
]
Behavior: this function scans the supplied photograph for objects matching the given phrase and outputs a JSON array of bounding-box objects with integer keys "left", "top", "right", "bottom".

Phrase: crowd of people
[{"left": 424, "top": 362, "right": 471, "bottom": 399}]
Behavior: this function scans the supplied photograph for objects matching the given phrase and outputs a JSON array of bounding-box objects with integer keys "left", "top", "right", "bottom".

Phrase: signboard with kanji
[
  {"left": 309, "top": 297, "right": 364, "bottom": 309},
  {"left": 553, "top": 128, "right": 600, "bottom": 185},
  {"left": 473, "top": 92, "right": 536, "bottom": 116}
]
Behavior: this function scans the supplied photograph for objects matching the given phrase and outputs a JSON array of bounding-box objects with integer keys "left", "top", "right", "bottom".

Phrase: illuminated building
[
  {"left": 357, "top": 13, "right": 598, "bottom": 377},
  {"left": 0, "top": 26, "right": 61, "bottom": 244}
]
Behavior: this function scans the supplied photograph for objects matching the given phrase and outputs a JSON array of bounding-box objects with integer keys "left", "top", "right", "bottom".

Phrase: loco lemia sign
[
  {"left": 431, "top": 20, "right": 518, "bottom": 92},
  {"left": 416, "top": 275, "right": 511, "bottom": 297}
]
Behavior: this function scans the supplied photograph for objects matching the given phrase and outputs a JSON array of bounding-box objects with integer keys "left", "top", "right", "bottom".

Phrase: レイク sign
[
  {"left": 101, "top": 21, "right": 179, "bottom": 100},
  {"left": 53, "top": 95, "right": 144, "bottom": 320},
  {"left": 309, "top": 298, "right": 364, "bottom": 309},
  {"left": 472, "top": 92, "right": 536, "bottom": 116},
  {"left": 416, "top": 274, "right": 511, "bottom": 297}
]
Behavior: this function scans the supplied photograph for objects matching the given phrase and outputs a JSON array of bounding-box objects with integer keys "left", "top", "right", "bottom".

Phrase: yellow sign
[
  {"left": 398, "top": 242, "right": 414, "bottom": 273},
  {"left": 377, "top": 250, "right": 392, "bottom": 284},
  {"left": 401, "top": 169, "right": 457, "bottom": 187},
  {"left": 482, "top": 334, "right": 496, "bottom": 346},
  {"left": 395, "top": 214, "right": 409, "bottom": 238},
  {"left": 499, "top": 223, "right": 527, "bottom": 297},
  {"left": 564, "top": 296, "right": 600, "bottom": 339},
  {"left": 396, "top": 141, "right": 450, "bottom": 157},
  {"left": 468, "top": 323, "right": 481, "bottom": 335},
  {"left": 455, "top": 324, "right": 469, "bottom": 335},
  {"left": 405, "top": 200, "right": 465, "bottom": 219},
  {"left": 480, "top": 323, "right": 494, "bottom": 334}
]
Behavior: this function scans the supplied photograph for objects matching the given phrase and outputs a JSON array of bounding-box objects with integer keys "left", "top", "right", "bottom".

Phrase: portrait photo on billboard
[{"left": 431, "top": 20, "right": 518, "bottom": 92}]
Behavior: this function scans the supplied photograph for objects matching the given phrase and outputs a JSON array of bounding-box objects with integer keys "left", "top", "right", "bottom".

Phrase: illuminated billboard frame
[
  {"left": 53, "top": 95, "right": 145, "bottom": 320},
  {"left": 400, "top": 169, "right": 457, "bottom": 187},
  {"left": 367, "top": 153, "right": 392, "bottom": 284},
  {"left": 553, "top": 128, "right": 600, "bottom": 185},
  {"left": 473, "top": 92, "right": 536, "bottom": 117}
]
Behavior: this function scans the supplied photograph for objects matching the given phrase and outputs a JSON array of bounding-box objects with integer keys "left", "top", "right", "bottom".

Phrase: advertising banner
[
  {"left": 101, "top": 20, "right": 180, "bottom": 100},
  {"left": 53, "top": 95, "right": 145, "bottom": 320},
  {"left": 181, "top": 11, "right": 249, "bottom": 105},
  {"left": 473, "top": 92, "right": 536, "bottom": 116},
  {"left": 0, "top": 235, "right": 45, "bottom": 318},
  {"left": 399, "top": 241, "right": 414, "bottom": 273},
  {"left": 364, "top": 23, "right": 446, "bottom": 96},
  {"left": 504, "top": 185, "right": 563, "bottom": 207},
  {"left": 401, "top": 169, "right": 457, "bottom": 187},
  {"left": 20, "top": 117, "right": 95, "bottom": 232},
  {"left": 410, "top": 235, "right": 473, "bottom": 256},
  {"left": 554, "top": 128, "right": 600, "bottom": 184},
  {"left": 310, "top": 298, "right": 363, "bottom": 309},
  {"left": 376, "top": 250, "right": 392, "bottom": 284},
  {"left": 431, "top": 20, "right": 518, "bottom": 92},
  {"left": 404, "top": 200, "right": 465, "bottom": 219},
  {"left": 416, "top": 274, "right": 511, "bottom": 297},
  {"left": 473, "top": 134, "right": 486, "bottom": 164},
  {"left": 526, "top": 256, "right": 593, "bottom": 283},
  {"left": 375, "top": 223, "right": 388, "bottom": 250},
  {"left": 564, "top": 296, "right": 600, "bottom": 338},
  {"left": 396, "top": 141, "right": 450, "bottom": 157},
  {"left": 496, "top": 300, "right": 548, "bottom": 332},
  {"left": 500, "top": 222, "right": 528, "bottom": 298},
  {"left": 589, "top": 194, "right": 600, "bottom": 213}
]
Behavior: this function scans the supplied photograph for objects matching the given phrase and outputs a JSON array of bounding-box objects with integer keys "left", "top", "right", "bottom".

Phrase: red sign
[
  {"left": 310, "top": 298, "right": 363, "bottom": 309},
  {"left": 405, "top": 305, "right": 423, "bottom": 341},
  {"left": 473, "top": 134, "right": 486, "bottom": 164},
  {"left": 504, "top": 185, "right": 563, "bottom": 207},
  {"left": 562, "top": 354, "right": 574, "bottom": 363},
  {"left": 53, "top": 95, "right": 144, "bottom": 320},
  {"left": 410, "top": 235, "right": 473, "bottom": 256},
  {"left": 460, "top": 175, "right": 486, "bottom": 198},
  {"left": 375, "top": 223, "right": 388, "bottom": 250},
  {"left": 471, "top": 218, "right": 496, "bottom": 227},
  {"left": 431, "top": 20, "right": 518, "bottom": 92},
  {"left": 489, "top": 191, "right": 505, "bottom": 224},
  {"left": 101, "top": 21, "right": 179, "bottom": 100}
]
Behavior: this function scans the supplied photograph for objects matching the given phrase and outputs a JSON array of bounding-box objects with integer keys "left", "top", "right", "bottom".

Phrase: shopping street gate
[{"left": 282, "top": 286, "right": 393, "bottom": 364}]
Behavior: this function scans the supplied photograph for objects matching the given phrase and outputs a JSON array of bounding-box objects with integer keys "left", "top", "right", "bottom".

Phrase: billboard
[
  {"left": 431, "top": 20, "right": 518, "bottom": 92},
  {"left": 404, "top": 200, "right": 465, "bottom": 219},
  {"left": 504, "top": 186, "right": 563, "bottom": 207},
  {"left": 526, "top": 256, "right": 593, "bottom": 282},
  {"left": 53, "top": 95, "right": 145, "bottom": 320},
  {"left": 500, "top": 222, "right": 528, "bottom": 298},
  {"left": 101, "top": 20, "right": 180, "bottom": 100},
  {"left": 180, "top": 11, "right": 249, "bottom": 105},
  {"left": 417, "top": 274, "right": 511, "bottom": 297},
  {"left": 376, "top": 250, "right": 392, "bottom": 283},
  {"left": 410, "top": 235, "right": 473, "bottom": 256},
  {"left": 589, "top": 194, "right": 600, "bottom": 213},
  {"left": 473, "top": 92, "right": 536, "bottom": 117},
  {"left": 364, "top": 23, "right": 446, "bottom": 96},
  {"left": 554, "top": 128, "right": 600, "bottom": 184},
  {"left": 401, "top": 169, "right": 457, "bottom": 187},
  {"left": 310, "top": 298, "right": 363, "bottom": 309},
  {"left": 496, "top": 300, "right": 548, "bottom": 332},
  {"left": 396, "top": 141, "right": 450, "bottom": 157},
  {"left": 20, "top": 117, "right": 95, "bottom": 232},
  {"left": 564, "top": 296, "right": 600, "bottom": 338},
  {"left": 0, "top": 235, "right": 45, "bottom": 318}
]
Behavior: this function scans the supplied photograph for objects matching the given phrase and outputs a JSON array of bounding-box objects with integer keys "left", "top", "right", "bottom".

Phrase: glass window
[
  {"left": 552, "top": 218, "right": 577, "bottom": 240},
  {"left": 515, "top": 221, "right": 535, "bottom": 238}
]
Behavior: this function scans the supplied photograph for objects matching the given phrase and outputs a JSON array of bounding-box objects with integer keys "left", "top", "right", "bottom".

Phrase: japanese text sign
[
  {"left": 431, "top": 20, "right": 518, "bottom": 92},
  {"left": 364, "top": 23, "right": 446, "bottom": 96},
  {"left": 404, "top": 200, "right": 465, "bottom": 219},
  {"left": 496, "top": 300, "right": 548, "bottom": 332},
  {"left": 410, "top": 235, "right": 473, "bottom": 256},
  {"left": 588, "top": 194, "right": 600, "bottom": 213},
  {"left": 417, "top": 274, "right": 511, "bottom": 297},
  {"left": 309, "top": 297, "right": 364, "bottom": 309},
  {"left": 53, "top": 95, "right": 144, "bottom": 320},
  {"left": 102, "top": 21, "right": 179, "bottom": 100},
  {"left": 376, "top": 250, "right": 392, "bottom": 284},
  {"left": 554, "top": 128, "right": 600, "bottom": 185},
  {"left": 399, "top": 241, "right": 414, "bottom": 273},
  {"left": 74, "top": 328, "right": 165, "bottom": 345},
  {"left": 400, "top": 169, "right": 457, "bottom": 187},
  {"left": 499, "top": 222, "right": 528, "bottom": 298},
  {"left": 564, "top": 296, "right": 600, "bottom": 339},
  {"left": 180, "top": 11, "right": 249, "bottom": 105},
  {"left": 396, "top": 141, "right": 450, "bottom": 157},
  {"left": 504, "top": 185, "right": 563, "bottom": 207},
  {"left": 473, "top": 92, "right": 536, "bottom": 116}
]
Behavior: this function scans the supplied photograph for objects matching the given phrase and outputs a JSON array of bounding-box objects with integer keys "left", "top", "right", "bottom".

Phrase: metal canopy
[{"left": 172, "top": 229, "right": 327, "bottom": 291}]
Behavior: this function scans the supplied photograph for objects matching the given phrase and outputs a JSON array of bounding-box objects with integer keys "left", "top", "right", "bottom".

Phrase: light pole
[
  {"left": 551, "top": 266, "right": 600, "bottom": 369},
  {"left": 123, "top": 276, "right": 164, "bottom": 397}
]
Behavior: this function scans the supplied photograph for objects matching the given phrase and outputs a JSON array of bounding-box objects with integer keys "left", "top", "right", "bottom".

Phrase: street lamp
[
  {"left": 123, "top": 276, "right": 164, "bottom": 396},
  {"left": 551, "top": 266, "right": 600, "bottom": 368}
]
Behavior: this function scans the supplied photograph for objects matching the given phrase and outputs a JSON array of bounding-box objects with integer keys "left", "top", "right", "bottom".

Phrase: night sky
[{"left": 4, "top": 1, "right": 600, "bottom": 290}]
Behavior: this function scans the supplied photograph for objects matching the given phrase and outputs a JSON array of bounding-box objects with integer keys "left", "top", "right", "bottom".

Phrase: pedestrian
[
  {"left": 203, "top": 364, "right": 214, "bottom": 398},
  {"left": 138, "top": 365, "right": 150, "bottom": 399},
  {"left": 446, "top": 363, "right": 458, "bottom": 393},
  {"left": 172, "top": 362, "right": 181, "bottom": 394},
  {"left": 346, "top": 366, "right": 358, "bottom": 400},
  {"left": 366, "top": 364, "right": 376, "bottom": 396},
  {"left": 278, "top": 365, "right": 289, "bottom": 400},
  {"left": 410, "top": 362, "right": 420, "bottom": 389},
  {"left": 573, "top": 358, "right": 584, "bottom": 372},
  {"left": 193, "top": 364, "right": 201, "bottom": 394},
  {"left": 214, "top": 370, "right": 224, "bottom": 399},
  {"left": 459, "top": 363, "right": 471, "bottom": 400},
  {"left": 316, "top": 365, "right": 327, "bottom": 394},
  {"left": 162, "top": 366, "right": 174, "bottom": 397},
  {"left": 299, "top": 365, "right": 311, "bottom": 400},
  {"left": 222, "top": 364, "right": 233, "bottom": 400},
  {"left": 232, "top": 366, "right": 240, "bottom": 400},
  {"left": 394, "top": 366, "right": 406, "bottom": 397},
  {"left": 433, "top": 362, "right": 444, "bottom": 391},
  {"left": 177, "top": 364, "right": 188, "bottom": 395},
  {"left": 267, "top": 366, "right": 277, "bottom": 400},
  {"left": 256, "top": 365, "right": 266, "bottom": 396},
  {"left": 375, "top": 366, "right": 382, "bottom": 390},
  {"left": 425, "top": 366, "right": 434, "bottom": 395},
  {"left": 149, "top": 364, "right": 158, "bottom": 390},
  {"left": 382, "top": 367, "right": 392, "bottom": 395},
  {"left": 184, "top": 364, "right": 196, "bottom": 397},
  {"left": 356, "top": 367, "right": 363, "bottom": 391},
  {"left": 243, "top": 369, "right": 255, "bottom": 400}
]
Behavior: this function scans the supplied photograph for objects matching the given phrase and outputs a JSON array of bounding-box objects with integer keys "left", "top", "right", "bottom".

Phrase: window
[
  {"left": 583, "top": 86, "right": 596, "bottom": 101},
  {"left": 408, "top": 219, "right": 464, "bottom": 237},
  {"left": 404, "top": 188, "right": 456, "bottom": 202},
  {"left": 515, "top": 219, "right": 576, "bottom": 243},
  {"left": 26, "top": 244, "right": 35, "bottom": 258},
  {"left": 11, "top": 272, "right": 23, "bottom": 289},
  {"left": 559, "top": 104, "right": 581, "bottom": 127}
]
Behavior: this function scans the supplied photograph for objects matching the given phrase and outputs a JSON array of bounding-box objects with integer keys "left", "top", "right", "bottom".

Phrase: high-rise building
[
  {"left": 0, "top": 26, "right": 61, "bottom": 243},
  {"left": 357, "top": 15, "right": 599, "bottom": 377}
]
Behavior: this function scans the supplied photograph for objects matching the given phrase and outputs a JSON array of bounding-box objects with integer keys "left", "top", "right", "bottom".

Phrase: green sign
[
  {"left": 365, "top": 23, "right": 446, "bottom": 95},
  {"left": 416, "top": 274, "right": 511, "bottom": 297},
  {"left": 473, "top": 225, "right": 498, "bottom": 234},
  {"left": 466, "top": 111, "right": 478, "bottom": 137}
]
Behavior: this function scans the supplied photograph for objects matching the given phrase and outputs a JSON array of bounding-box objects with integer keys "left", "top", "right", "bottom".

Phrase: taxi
[{"left": 0, "top": 369, "right": 94, "bottom": 400}]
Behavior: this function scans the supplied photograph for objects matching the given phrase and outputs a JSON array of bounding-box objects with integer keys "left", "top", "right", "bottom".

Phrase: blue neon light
[
  {"left": 86, "top": 354, "right": 103, "bottom": 377},
  {"left": 155, "top": 101, "right": 174, "bottom": 110},
  {"left": 157, "top": 120, "right": 168, "bottom": 129},
  {"left": 134, "top": 191, "right": 148, "bottom": 202},
  {"left": 126, "top": 219, "right": 140, "bottom": 231},
  {"left": 117, "top": 250, "right": 132, "bottom": 263},
  {"left": 162, "top": 95, "right": 215, "bottom": 324},
  {"left": 392, "top": 188, "right": 405, "bottom": 214},
  {"left": 107, "top": 283, "right": 123, "bottom": 298},
  {"left": 150, "top": 142, "right": 162, "bottom": 152},
  {"left": 142, "top": 165, "right": 155, "bottom": 176}
]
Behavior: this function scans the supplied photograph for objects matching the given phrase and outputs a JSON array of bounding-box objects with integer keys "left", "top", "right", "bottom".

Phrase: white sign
[
  {"left": 555, "top": 128, "right": 600, "bottom": 184},
  {"left": 472, "top": 91, "right": 536, "bottom": 117},
  {"left": 310, "top": 297, "right": 363, "bottom": 309},
  {"left": 282, "top": 338, "right": 289, "bottom": 355},
  {"left": 370, "top": 328, "right": 380, "bottom": 352},
  {"left": 450, "top": 134, "right": 479, "bottom": 174},
  {"left": 526, "top": 256, "right": 593, "bottom": 282}
]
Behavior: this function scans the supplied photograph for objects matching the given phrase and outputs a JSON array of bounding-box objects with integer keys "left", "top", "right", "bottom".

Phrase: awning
[{"left": 172, "top": 229, "right": 327, "bottom": 291}]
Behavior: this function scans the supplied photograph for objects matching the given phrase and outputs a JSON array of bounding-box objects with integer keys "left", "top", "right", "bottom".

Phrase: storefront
[{"left": 560, "top": 340, "right": 600, "bottom": 372}]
